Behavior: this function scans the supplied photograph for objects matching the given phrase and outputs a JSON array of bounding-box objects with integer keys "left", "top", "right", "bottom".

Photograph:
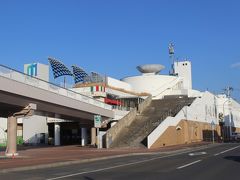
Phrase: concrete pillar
[
  {"left": 6, "top": 116, "right": 18, "bottom": 156},
  {"left": 54, "top": 123, "right": 60, "bottom": 146},
  {"left": 91, "top": 128, "right": 96, "bottom": 146},
  {"left": 81, "top": 128, "right": 87, "bottom": 146}
]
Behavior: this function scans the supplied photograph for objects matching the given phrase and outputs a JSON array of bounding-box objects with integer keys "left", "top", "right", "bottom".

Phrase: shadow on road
[
  {"left": 224, "top": 156, "right": 240, "bottom": 163},
  {"left": 83, "top": 176, "right": 95, "bottom": 180}
]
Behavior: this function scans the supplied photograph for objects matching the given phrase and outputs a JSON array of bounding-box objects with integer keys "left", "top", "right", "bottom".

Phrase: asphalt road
[{"left": 1, "top": 143, "right": 240, "bottom": 180}]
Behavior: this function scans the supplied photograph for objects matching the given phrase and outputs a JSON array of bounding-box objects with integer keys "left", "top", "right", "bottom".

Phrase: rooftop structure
[{"left": 136, "top": 64, "right": 165, "bottom": 74}]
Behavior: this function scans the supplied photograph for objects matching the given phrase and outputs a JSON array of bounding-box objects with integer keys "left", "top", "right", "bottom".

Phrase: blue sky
[{"left": 0, "top": 0, "right": 240, "bottom": 99}]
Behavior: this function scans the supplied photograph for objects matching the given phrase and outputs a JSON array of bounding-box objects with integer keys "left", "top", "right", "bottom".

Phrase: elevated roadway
[{"left": 0, "top": 64, "right": 114, "bottom": 120}]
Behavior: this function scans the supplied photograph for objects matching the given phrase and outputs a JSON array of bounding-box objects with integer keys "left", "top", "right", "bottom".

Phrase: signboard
[
  {"left": 26, "top": 63, "right": 37, "bottom": 76},
  {"left": 47, "top": 117, "right": 72, "bottom": 123},
  {"left": 211, "top": 120, "right": 215, "bottom": 128},
  {"left": 94, "top": 115, "right": 102, "bottom": 128},
  {"left": 24, "top": 63, "right": 49, "bottom": 82}
]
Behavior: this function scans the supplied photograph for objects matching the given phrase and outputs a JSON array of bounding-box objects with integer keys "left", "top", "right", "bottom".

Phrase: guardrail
[{"left": 0, "top": 64, "right": 112, "bottom": 110}]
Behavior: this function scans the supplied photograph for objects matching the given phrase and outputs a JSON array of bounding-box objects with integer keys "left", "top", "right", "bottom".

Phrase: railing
[
  {"left": 105, "top": 95, "right": 152, "bottom": 148},
  {"left": 0, "top": 64, "right": 112, "bottom": 110},
  {"left": 146, "top": 98, "right": 197, "bottom": 148},
  {"left": 152, "top": 77, "right": 181, "bottom": 98},
  {"left": 143, "top": 98, "right": 195, "bottom": 138},
  {"left": 140, "top": 104, "right": 181, "bottom": 139}
]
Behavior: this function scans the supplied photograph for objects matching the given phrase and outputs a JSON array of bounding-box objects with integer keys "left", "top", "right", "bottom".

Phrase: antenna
[
  {"left": 223, "top": 86, "right": 233, "bottom": 98},
  {"left": 168, "top": 43, "right": 175, "bottom": 75},
  {"left": 91, "top": 71, "right": 104, "bottom": 83}
]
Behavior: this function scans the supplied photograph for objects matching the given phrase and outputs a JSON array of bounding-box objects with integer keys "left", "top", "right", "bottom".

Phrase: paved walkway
[{"left": 0, "top": 142, "right": 212, "bottom": 172}]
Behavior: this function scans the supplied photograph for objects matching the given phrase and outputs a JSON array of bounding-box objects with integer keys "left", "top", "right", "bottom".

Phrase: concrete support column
[
  {"left": 6, "top": 116, "right": 18, "bottom": 156},
  {"left": 91, "top": 128, "right": 96, "bottom": 146},
  {"left": 81, "top": 128, "right": 87, "bottom": 146},
  {"left": 54, "top": 123, "right": 60, "bottom": 146}
]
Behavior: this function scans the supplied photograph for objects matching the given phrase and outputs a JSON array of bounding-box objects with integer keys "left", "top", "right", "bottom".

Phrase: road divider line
[
  {"left": 188, "top": 152, "right": 207, "bottom": 156},
  {"left": 176, "top": 160, "right": 202, "bottom": 170},
  {"left": 45, "top": 145, "right": 219, "bottom": 180},
  {"left": 46, "top": 148, "right": 209, "bottom": 180},
  {"left": 214, "top": 145, "right": 240, "bottom": 156}
]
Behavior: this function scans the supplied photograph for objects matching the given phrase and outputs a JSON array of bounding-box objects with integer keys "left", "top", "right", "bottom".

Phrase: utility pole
[
  {"left": 224, "top": 86, "right": 233, "bottom": 98},
  {"left": 223, "top": 86, "right": 233, "bottom": 140}
]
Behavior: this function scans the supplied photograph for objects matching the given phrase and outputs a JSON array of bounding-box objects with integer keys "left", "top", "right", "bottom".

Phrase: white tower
[{"left": 174, "top": 60, "right": 192, "bottom": 90}]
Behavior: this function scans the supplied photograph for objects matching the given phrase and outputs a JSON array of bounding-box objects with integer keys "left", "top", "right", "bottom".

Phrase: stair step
[{"left": 110, "top": 97, "right": 195, "bottom": 148}]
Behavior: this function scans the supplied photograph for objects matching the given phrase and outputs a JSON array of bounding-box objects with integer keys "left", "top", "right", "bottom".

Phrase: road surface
[{"left": 1, "top": 143, "right": 239, "bottom": 180}]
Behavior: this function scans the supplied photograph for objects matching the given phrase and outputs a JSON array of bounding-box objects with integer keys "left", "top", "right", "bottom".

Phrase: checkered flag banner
[
  {"left": 72, "top": 65, "right": 89, "bottom": 84},
  {"left": 48, "top": 57, "right": 73, "bottom": 79}
]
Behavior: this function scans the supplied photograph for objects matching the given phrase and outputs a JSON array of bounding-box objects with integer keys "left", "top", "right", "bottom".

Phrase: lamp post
[{"left": 211, "top": 120, "right": 215, "bottom": 144}]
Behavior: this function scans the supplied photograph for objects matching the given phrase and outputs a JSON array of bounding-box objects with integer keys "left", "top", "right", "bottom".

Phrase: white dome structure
[
  {"left": 136, "top": 64, "right": 165, "bottom": 74},
  {"left": 121, "top": 74, "right": 182, "bottom": 98}
]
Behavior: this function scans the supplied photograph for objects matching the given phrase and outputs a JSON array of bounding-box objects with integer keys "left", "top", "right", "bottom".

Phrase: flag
[
  {"left": 48, "top": 57, "right": 73, "bottom": 79},
  {"left": 72, "top": 65, "right": 89, "bottom": 84}
]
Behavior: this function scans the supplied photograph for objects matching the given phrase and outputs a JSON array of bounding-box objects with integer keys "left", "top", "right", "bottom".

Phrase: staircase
[{"left": 109, "top": 96, "right": 195, "bottom": 148}]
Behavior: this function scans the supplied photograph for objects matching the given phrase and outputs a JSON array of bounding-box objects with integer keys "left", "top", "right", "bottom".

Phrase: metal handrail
[
  {"left": 152, "top": 77, "right": 180, "bottom": 98},
  {"left": 143, "top": 101, "right": 192, "bottom": 137}
]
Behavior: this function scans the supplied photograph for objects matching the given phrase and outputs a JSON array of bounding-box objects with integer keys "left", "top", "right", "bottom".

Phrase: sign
[
  {"left": 211, "top": 120, "right": 215, "bottom": 128},
  {"left": 218, "top": 113, "right": 224, "bottom": 120},
  {"left": 27, "top": 63, "right": 37, "bottom": 76},
  {"left": 24, "top": 63, "right": 49, "bottom": 82},
  {"left": 47, "top": 117, "right": 72, "bottom": 123},
  {"left": 94, "top": 115, "right": 102, "bottom": 128}
]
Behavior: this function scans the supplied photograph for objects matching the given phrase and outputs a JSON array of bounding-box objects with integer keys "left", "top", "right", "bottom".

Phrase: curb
[
  {"left": 0, "top": 143, "right": 220, "bottom": 173},
  {"left": 0, "top": 153, "right": 139, "bottom": 173}
]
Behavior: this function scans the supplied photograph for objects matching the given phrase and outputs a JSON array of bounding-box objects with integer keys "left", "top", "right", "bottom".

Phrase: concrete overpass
[
  {"left": 0, "top": 64, "right": 114, "bottom": 155},
  {"left": 0, "top": 64, "right": 114, "bottom": 119}
]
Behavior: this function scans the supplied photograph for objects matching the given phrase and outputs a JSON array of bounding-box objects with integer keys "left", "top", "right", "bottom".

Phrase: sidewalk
[{"left": 0, "top": 142, "right": 213, "bottom": 172}]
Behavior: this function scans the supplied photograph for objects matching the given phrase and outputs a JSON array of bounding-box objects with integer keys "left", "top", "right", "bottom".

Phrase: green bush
[
  {"left": 17, "top": 136, "right": 24, "bottom": 145},
  {"left": 0, "top": 142, "right": 6, "bottom": 147},
  {"left": 0, "top": 137, "right": 23, "bottom": 146}
]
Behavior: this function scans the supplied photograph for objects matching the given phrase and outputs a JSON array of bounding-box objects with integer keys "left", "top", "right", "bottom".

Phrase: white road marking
[
  {"left": 176, "top": 160, "right": 202, "bottom": 170},
  {"left": 45, "top": 148, "right": 206, "bottom": 180},
  {"left": 188, "top": 152, "right": 207, "bottom": 156},
  {"left": 214, "top": 145, "right": 240, "bottom": 156},
  {"left": 45, "top": 145, "right": 220, "bottom": 180}
]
